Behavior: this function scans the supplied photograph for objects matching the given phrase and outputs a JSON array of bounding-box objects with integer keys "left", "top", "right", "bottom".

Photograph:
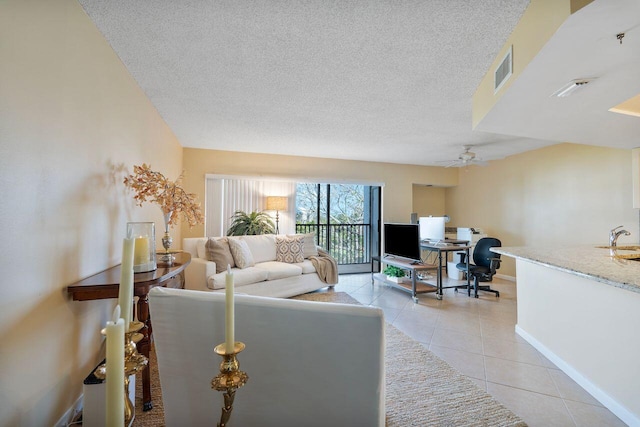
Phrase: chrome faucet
[{"left": 609, "top": 226, "right": 630, "bottom": 247}]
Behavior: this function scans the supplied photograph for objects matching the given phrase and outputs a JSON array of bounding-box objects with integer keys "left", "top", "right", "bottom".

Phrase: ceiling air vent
[{"left": 494, "top": 45, "right": 513, "bottom": 94}]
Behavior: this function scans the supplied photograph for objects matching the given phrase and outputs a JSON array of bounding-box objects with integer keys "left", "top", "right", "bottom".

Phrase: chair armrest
[
  {"left": 457, "top": 253, "right": 467, "bottom": 264},
  {"left": 488, "top": 257, "right": 502, "bottom": 273},
  {"left": 184, "top": 258, "right": 217, "bottom": 291}
]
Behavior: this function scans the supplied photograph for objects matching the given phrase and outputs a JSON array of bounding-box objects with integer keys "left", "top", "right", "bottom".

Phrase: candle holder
[
  {"left": 95, "top": 321, "right": 148, "bottom": 426},
  {"left": 211, "top": 342, "right": 248, "bottom": 427},
  {"left": 127, "top": 222, "right": 157, "bottom": 273}
]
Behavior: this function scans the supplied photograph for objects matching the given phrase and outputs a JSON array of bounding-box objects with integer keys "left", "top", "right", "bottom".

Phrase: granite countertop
[{"left": 493, "top": 245, "right": 640, "bottom": 294}]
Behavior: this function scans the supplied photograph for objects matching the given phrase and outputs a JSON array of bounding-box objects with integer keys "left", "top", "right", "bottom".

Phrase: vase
[{"left": 160, "top": 211, "right": 174, "bottom": 266}]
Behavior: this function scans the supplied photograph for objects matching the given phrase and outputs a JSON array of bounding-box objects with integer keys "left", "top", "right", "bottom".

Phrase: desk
[
  {"left": 67, "top": 252, "right": 191, "bottom": 411},
  {"left": 420, "top": 241, "right": 471, "bottom": 299}
]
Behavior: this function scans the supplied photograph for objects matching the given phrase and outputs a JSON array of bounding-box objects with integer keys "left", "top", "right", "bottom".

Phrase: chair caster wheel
[{"left": 436, "top": 294, "right": 443, "bottom": 300}]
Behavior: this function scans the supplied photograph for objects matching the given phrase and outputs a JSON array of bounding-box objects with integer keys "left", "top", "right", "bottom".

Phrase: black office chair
[{"left": 456, "top": 237, "right": 502, "bottom": 298}]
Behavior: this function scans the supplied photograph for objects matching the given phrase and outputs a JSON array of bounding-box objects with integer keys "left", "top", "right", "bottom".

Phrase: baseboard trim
[
  {"left": 515, "top": 325, "right": 638, "bottom": 427},
  {"left": 54, "top": 394, "right": 82, "bottom": 427},
  {"left": 495, "top": 273, "right": 515, "bottom": 282}
]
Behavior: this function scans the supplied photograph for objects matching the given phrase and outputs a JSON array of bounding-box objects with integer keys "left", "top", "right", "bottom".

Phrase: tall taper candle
[
  {"left": 118, "top": 236, "right": 135, "bottom": 331},
  {"left": 106, "top": 306, "right": 125, "bottom": 427},
  {"left": 225, "top": 264, "right": 234, "bottom": 353}
]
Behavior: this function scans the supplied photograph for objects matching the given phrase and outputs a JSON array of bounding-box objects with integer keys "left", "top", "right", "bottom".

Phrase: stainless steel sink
[
  {"left": 595, "top": 245, "right": 640, "bottom": 260},
  {"left": 595, "top": 245, "right": 640, "bottom": 251}
]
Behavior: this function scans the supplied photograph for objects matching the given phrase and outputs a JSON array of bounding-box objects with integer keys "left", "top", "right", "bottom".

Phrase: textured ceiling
[{"left": 78, "top": 0, "right": 561, "bottom": 166}]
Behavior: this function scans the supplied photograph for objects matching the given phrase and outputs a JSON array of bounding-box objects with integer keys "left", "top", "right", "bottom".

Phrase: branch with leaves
[{"left": 123, "top": 163, "right": 205, "bottom": 228}]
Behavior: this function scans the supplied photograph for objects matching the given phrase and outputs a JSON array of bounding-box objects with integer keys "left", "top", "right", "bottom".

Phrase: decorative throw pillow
[
  {"left": 205, "top": 238, "right": 235, "bottom": 273},
  {"left": 276, "top": 235, "right": 305, "bottom": 263},
  {"left": 287, "top": 232, "right": 319, "bottom": 258},
  {"left": 228, "top": 238, "right": 255, "bottom": 269}
]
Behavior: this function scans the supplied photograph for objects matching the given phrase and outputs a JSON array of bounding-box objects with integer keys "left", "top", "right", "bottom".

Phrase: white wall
[
  {"left": 515, "top": 259, "right": 640, "bottom": 425},
  {"left": 0, "top": 1, "right": 183, "bottom": 424}
]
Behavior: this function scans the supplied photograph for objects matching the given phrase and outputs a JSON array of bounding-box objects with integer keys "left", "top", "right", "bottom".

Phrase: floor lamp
[{"left": 266, "top": 196, "right": 288, "bottom": 234}]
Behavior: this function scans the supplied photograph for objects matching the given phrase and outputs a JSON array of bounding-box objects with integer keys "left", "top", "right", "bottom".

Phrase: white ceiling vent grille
[{"left": 494, "top": 45, "right": 513, "bottom": 93}]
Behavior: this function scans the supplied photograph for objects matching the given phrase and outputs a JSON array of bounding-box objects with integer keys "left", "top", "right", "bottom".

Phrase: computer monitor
[
  {"left": 419, "top": 216, "right": 446, "bottom": 242},
  {"left": 383, "top": 223, "right": 421, "bottom": 262}
]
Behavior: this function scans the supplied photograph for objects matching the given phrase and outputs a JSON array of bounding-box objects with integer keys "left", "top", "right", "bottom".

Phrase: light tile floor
[{"left": 331, "top": 273, "right": 627, "bottom": 427}]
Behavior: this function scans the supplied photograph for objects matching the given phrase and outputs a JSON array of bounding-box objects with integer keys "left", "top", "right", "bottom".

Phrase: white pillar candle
[
  {"left": 133, "top": 236, "right": 149, "bottom": 265},
  {"left": 118, "top": 237, "right": 135, "bottom": 331},
  {"left": 225, "top": 264, "right": 234, "bottom": 353},
  {"left": 106, "top": 306, "right": 125, "bottom": 427}
]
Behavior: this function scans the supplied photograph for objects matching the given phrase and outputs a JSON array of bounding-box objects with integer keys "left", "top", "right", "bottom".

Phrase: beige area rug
[{"left": 132, "top": 292, "right": 526, "bottom": 426}]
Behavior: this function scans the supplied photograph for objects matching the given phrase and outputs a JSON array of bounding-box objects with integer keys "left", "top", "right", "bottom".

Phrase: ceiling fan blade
[{"left": 444, "top": 161, "right": 463, "bottom": 168}]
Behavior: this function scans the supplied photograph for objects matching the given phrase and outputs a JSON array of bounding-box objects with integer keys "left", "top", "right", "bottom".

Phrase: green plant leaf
[
  {"left": 226, "top": 210, "right": 275, "bottom": 235},
  {"left": 383, "top": 265, "right": 405, "bottom": 277}
]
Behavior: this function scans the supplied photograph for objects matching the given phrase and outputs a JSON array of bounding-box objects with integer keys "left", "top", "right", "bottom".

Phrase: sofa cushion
[
  {"left": 228, "top": 238, "right": 255, "bottom": 269},
  {"left": 205, "top": 237, "right": 235, "bottom": 273},
  {"left": 255, "top": 261, "right": 303, "bottom": 280},
  {"left": 207, "top": 267, "right": 268, "bottom": 290},
  {"left": 294, "top": 259, "right": 317, "bottom": 274},
  {"left": 240, "top": 234, "right": 276, "bottom": 263},
  {"left": 276, "top": 235, "right": 305, "bottom": 263},
  {"left": 287, "top": 232, "right": 319, "bottom": 258}
]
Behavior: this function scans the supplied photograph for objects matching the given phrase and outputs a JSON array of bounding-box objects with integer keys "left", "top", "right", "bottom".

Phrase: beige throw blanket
[{"left": 309, "top": 248, "right": 339, "bottom": 284}]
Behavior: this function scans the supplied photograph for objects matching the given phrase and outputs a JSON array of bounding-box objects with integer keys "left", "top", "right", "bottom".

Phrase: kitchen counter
[
  {"left": 495, "top": 245, "right": 640, "bottom": 426},
  {"left": 492, "top": 245, "right": 640, "bottom": 294}
]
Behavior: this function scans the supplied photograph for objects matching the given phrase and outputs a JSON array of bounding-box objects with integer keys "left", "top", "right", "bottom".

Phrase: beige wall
[
  {"left": 412, "top": 185, "right": 447, "bottom": 218},
  {"left": 181, "top": 148, "right": 459, "bottom": 238},
  {"left": 0, "top": 1, "right": 183, "bottom": 425},
  {"left": 446, "top": 143, "right": 638, "bottom": 276},
  {"left": 184, "top": 145, "right": 637, "bottom": 280}
]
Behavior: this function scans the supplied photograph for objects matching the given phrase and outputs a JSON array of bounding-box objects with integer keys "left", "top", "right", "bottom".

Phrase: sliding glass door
[{"left": 296, "top": 183, "right": 381, "bottom": 273}]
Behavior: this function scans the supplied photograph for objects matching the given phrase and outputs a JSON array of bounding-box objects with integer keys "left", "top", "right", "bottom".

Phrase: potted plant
[
  {"left": 383, "top": 265, "right": 406, "bottom": 283},
  {"left": 227, "top": 210, "right": 275, "bottom": 236}
]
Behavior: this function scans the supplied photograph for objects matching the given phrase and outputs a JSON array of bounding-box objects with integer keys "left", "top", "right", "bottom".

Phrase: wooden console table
[{"left": 67, "top": 252, "right": 191, "bottom": 411}]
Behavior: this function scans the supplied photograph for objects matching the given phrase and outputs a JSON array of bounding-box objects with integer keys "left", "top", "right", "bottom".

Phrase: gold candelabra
[
  {"left": 95, "top": 321, "right": 148, "bottom": 426},
  {"left": 211, "top": 342, "right": 249, "bottom": 427}
]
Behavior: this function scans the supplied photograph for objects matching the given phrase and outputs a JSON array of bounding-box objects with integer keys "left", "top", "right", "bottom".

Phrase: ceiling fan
[{"left": 438, "top": 145, "right": 487, "bottom": 168}]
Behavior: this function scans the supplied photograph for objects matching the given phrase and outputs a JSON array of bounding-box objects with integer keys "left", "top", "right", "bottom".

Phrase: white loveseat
[
  {"left": 148, "top": 287, "right": 385, "bottom": 426},
  {"left": 182, "top": 234, "right": 337, "bottom": 298}
]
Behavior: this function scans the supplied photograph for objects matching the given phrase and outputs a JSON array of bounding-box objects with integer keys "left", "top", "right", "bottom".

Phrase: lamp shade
[{"left": 266, "top": 196, "right": 288, "bottom": 211}]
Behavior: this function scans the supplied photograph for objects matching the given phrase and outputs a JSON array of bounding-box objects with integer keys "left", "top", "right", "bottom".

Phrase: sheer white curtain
[{"left": 205, "top": 176, "right": 296, "bottom": 237}]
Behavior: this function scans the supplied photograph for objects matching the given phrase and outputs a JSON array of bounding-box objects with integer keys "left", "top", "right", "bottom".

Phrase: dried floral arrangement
[{"left": 123, "top": 163, "right": 205, "bottom": 228}]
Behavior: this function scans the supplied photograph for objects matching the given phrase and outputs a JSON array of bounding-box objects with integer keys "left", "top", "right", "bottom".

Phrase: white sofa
[
  {"left": 182, "top": 235, "right": 337, "bottom": 298},
  {"left": 148, "top": 287, "right": 385, "bottom": 426}
]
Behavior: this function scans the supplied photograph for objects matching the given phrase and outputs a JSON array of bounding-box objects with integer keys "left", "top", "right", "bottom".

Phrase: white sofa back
[
  {"left": 149, "top": 287, "right": 385, "bottom": 427},
  {"left": 182, "top": 237, "right": 201, "bottom": 259}
]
